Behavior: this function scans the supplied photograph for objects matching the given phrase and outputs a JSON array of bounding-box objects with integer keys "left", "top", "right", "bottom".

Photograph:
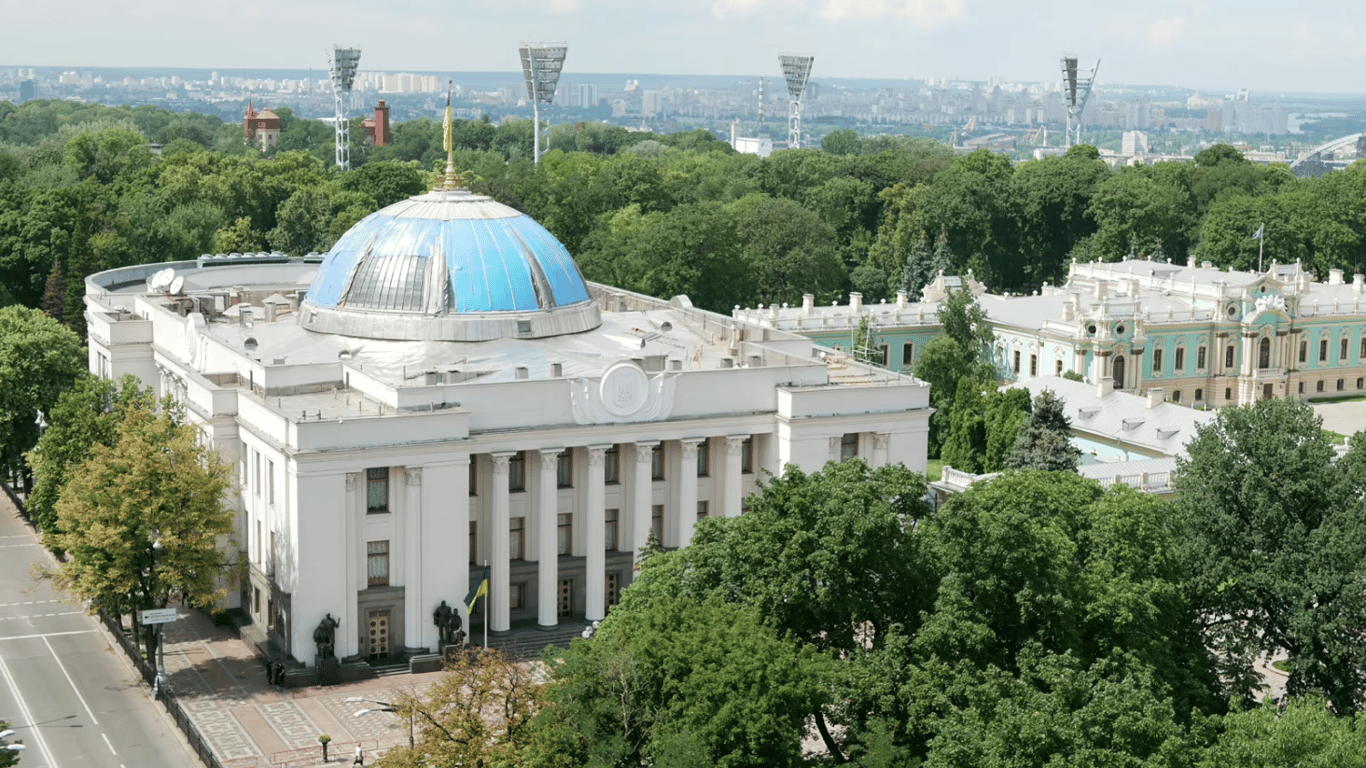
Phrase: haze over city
[{"left": 11, "top": 0, "right": 1366, "bottom": 93}]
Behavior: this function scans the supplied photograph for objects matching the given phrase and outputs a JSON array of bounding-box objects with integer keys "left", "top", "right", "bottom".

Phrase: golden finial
[{"left": 441, "top": 80, "right": 462, "bottom": 190}]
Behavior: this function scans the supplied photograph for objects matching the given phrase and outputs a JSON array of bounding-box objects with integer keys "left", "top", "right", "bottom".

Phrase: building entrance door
[
  {"left": 1263, "top": 383, "right": 1274, "bottom": 400},
  {"left": 368, "top": 610, "right": 390, "bottom": 658},
  {"left": 557, "top": 579, "right": 573, "bottom": 618}
]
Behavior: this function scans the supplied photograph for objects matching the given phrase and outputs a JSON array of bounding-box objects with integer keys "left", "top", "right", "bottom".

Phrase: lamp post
[
  {"left": 0, "top": 729, "right": 26, "bottom": 758},
  {"left": 347, "top": 696, "right": 413, "bottom": 749},
  {"left": 149, "top": 532, "right": 169, "bottom": 698}
]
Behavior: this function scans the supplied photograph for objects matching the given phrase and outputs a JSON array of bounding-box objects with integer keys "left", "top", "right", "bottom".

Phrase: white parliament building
[{"left": 83, "top": 186, "right": 931, "bottom": 667}]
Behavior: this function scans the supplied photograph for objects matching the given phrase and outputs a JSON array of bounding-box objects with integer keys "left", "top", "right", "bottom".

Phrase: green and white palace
[{"left": 736, "top": 256, "right": 1366, "bottom": 407}]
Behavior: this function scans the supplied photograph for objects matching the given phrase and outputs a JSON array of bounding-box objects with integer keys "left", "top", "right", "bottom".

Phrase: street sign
[{"left": 140, "top": 608, "right": 178, "bottom": 625}]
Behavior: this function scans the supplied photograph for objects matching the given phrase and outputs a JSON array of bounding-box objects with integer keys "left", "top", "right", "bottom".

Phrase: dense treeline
[
  {"left": 10, "top": 99, "right": 1366, "bottom": 342},
  {"left": 376, "top": 401, "right": 1366, "bottom": 768}
]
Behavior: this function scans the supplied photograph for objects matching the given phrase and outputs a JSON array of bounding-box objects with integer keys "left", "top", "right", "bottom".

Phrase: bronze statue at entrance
[{"left": 314, "top": 613, "right": 340, "bottom": 659}]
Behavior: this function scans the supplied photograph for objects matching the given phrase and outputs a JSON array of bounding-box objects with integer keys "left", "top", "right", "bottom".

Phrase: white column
[
  {"left": 489, "top": 452, "right": 513, "bottom": 634},
  {"left": 342, "top": 472, "right": 360, "bottom": 659},
  {"left": 723, "top": 436, "right": 745, "bottom": 518},
  {"left": 632, "top": 442, "right": 657, "bottom": 554},
  {"left": 422, "top": 457, "right": 467, "bottom": 652},
  {"left": 403, "top": 467, "right": 424, "bottom": 653},
  {"left": 585, "top": 445, "right": 608, "bottom": 621},
  {"left": 677, "top": 439, "right": 701, "bottom": 548},
  {"left": 873, "top": 433, "right": 890, "bottom": 469},
  {"left": 537, "top": 449, "right": 561, "bottom": 628}
]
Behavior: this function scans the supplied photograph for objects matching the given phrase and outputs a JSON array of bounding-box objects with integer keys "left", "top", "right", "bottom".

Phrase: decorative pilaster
[
  {"left": 723, "top": 436, "right": 745, "bottom": 518},
  {"left": 342, "top": 472, "right": 360, "bottom": 659},
  {"left": 489, "top": 452, "right": 514, "bottom": 634},
  {"left": 585, "top": 445, "right": 609, "bottom": 621},
  {"left": 403, "top": 467, "right": 425, "bottom": 653},
  {"left": 873, "top": 433, "right": 890, "bottom": 469},
  {"left": 632, "top": 442, "right": 657, "bottom": 555},
  {"left": 677, "top": 439, "right": 702, "bottom": 548},
  {"left": 537, "top": 450, "right": 562, "bottom": 628}
]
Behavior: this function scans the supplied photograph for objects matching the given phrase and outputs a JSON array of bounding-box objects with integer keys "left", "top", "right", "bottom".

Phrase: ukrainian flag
[{"left": 464, "top": 566, "right": 489, "bottom": 613}]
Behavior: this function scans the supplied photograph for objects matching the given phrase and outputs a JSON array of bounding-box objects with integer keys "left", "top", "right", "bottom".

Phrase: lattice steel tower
[
  {"left": 329, "top": 45, "right": 361, "bottom": 170},
  {"left": 1060, "top": 54, "right": 1099, "bottom": 148},
  {"left": 519, "top": 43, "right": 568, "bottom": 165},
  {"left": 779, "top": 54, "right": 814, "bottom": 149}
]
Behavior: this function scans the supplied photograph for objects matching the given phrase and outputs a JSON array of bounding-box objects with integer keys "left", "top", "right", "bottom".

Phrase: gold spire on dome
[{"left": 441, "top": 80, "right": 463, "bottom": 190}]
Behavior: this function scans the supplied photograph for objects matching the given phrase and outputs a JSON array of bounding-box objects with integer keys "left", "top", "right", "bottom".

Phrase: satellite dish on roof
[
  {"left": 148, "top": 268, "right": 175, "bottom": 292},
  {"left": 169, "top": 276, "right": 185, "bottom": 296}
]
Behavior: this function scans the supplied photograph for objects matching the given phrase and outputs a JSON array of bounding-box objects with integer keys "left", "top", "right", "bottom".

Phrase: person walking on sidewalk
[{"left": 353, "top": 744, "right": 364, "bottom": 765}]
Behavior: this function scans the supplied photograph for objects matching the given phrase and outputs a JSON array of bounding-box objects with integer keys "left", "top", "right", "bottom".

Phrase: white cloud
[
  {"left": 817, "top": 0, "right": 965, "bottom": 27},
  {"left": 1146, "top": 16, "right": 1185, "bottom": 47}
]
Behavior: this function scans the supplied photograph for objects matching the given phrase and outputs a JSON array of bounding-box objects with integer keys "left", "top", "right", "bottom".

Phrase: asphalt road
[{"left": 0, "top": 504, "right": 198, "bottom": 768}]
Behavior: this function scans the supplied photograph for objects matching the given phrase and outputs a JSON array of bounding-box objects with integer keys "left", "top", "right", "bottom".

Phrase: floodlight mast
[
  {"left": 1060, "top": 55, "right": 1099, "bottom": 148},
  {"left": 519, "top": 43, "right": 568, "bottom": 165},
  {"left": 329, "top": 45, "right": 362, "bottom": 170},
  {"left": 779, "top": 54, "right": 814, "bottom": 149}
]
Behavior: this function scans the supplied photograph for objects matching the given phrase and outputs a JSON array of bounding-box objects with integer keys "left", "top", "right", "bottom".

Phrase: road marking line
[
  {"left": 0, "top": 544, "right": 33, "bottom": 548},
  {"left": 0, "top": 629, "right": 99, "bottom": 641},
  {"left": 0, "top": 600, "right": 58, "bottom": 608},
  {"left": 0, "top": 643, "right": 59, "bottom": 768},
  {"left": 45, "top": 635, "right": 99, "bottom": 725},
  {"left": 0, "top": 611, "right": 84, "bottom": 621},
  {"left": 101, "top": 732, "right": 117, "bottom": 756}
]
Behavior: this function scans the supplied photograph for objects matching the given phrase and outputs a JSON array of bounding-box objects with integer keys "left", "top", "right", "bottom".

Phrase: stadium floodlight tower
[
  {"left": 519, "top": 42, "right": 568, "bottom": 165},
  {"left": 329, "top": 45, "right": 362, "bottom": 170},
  {"left": 1060, "top": 54, "right": 1100, "bottom": 148},
  {"left": 779, "top": 53, "right": 814, "bottom": 149}
]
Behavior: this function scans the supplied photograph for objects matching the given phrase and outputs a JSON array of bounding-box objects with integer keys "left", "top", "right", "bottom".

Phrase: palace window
[
  {"left": 1055, "top": 359, "right": 1064, "bottom": 376},
  {"left": 1225, "top": 346, "right": 1235, "bottom": 368},
  {"left": 1298, "top": 381, "right": 1305, "bottom": 394},
  {"left": 509, "top": 451, "right": 526, "bottom": 492},
  {"left": 1012, "top": 350, "right": 1021, "bottom": 374},
  {"left": 1029, "top": 354, "right": 1038, "bottom": 377},
  {"left": 469, "top": 457, "right": 477, "bottom": 496},
  {"left": 741, "top": 437, "right": 754, "bottom": 474},
  {"left": 1338, "top": 378, "right": 1346, "bottom": 391},
  {"left": 367, "top": 541, "right": 389, "bottom": 587},
  {"left": 902, "top": 342, "right": 914, "bottom": 368},
  {"left": 605, "top": 509, "right": 619, "bottom": 552},
  {"left": 366, "top": 468, "right": 389, "bottom": 513},
  {"left": 1172, "top": 390, "right": 1181, "bottom": 403},
  {"left": 1198, "top": 345, "right": 1208, "bottom": 369},
  {"left": 1152, "top": 348, "right": 1164, "bottom": 374},
  {"left": 557, "top": 451, "right": 573, "bottom": 488},
  {"left": 557, "top": 513, "right": 572, "bottom": 556},
  {"left": 1343, "top": 338, "right": 1350, "bottom": 362},
  {"left": 1195, "top": 388, "right": 1204, "bottom": 401},
  {"left": 1317, "top": 380, "right": 1326, "bottom": 393},
  {"left": 696, "top": 441, "right": 710, "bottom": 477},
  {"left": 1225, "top": 387, "right": 1232, "bottom": 401},
  {"left": 1175, "top": 347, "right": 1185, "bottom": 372},
  {"left": 840, "top": 433, "right": 859, "bottom": 462},
  {"left": 651, "top": 444, "right": 665, "bottom": 481},
  {"left": 1300, "top": 340, "right": 1307, "bottom": 363},
  {"left": 510, "top": 518, "right": 525, "bottom": 560},
  {"left": 1321, "top": 339, "right": 1329, "bottom": 362},
  {"left": 604, "top": 445, "right": 620, "bottom": 484}
]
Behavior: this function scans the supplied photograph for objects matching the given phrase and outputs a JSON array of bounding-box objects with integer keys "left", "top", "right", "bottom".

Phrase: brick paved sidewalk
[{"left": 159, "top": 608, "right": 444, "bottom": 767}]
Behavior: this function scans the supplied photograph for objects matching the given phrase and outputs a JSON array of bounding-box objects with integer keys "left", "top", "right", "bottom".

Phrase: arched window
[
  {"left": 1259, "top": 336, "right": 1271, "bottom": 369},
  {"left": 1112, "top": 355, "right": 1126, "bottom": 389}
]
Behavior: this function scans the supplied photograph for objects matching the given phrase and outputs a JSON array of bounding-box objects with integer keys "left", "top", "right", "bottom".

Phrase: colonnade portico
[{"left": 466, "top": 435, "right": 764, "bottom": 635}]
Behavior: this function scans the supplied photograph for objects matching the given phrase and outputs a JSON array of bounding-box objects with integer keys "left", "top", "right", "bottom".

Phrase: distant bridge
[{"left": 1290, "top": 132, "right": 1366, "bottom": 174}]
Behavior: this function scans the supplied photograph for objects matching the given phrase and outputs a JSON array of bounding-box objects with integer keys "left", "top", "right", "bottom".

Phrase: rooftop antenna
[
  {"left": 779, "top": 54, "right": 814, "bottom": 149},
  {"left": 519, "top": 43, "right": 568, "bottom": 165},
  {"left": 1061, "top": 54, "right": 1099, "bottom": 149},
  {"left": 329, "top": 45, "right": 362, "bottom": 170}
]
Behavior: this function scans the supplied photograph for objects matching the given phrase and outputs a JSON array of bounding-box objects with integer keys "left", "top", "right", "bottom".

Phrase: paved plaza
[{"left": 158, "top": 608, "right": 446, "bottom": 767}]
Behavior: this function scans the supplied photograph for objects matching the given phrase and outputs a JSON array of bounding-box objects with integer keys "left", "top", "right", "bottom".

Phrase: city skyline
[{"left": 10, "top": 0, "right": 1366, "bottom": 95}]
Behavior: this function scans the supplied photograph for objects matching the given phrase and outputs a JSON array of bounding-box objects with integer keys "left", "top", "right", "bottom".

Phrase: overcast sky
[{"left": 10, "top": 0, "right": 1365, "bottom": 94}]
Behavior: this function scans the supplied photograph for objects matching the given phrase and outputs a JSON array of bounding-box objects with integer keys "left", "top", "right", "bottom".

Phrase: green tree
[
  {"left": 50, "top": 403, "right": 236, "bottom": 661},
  {"left": 728, "top": 193, "right": 846, "bottom": 306},
  {"left": 1010, "top": 152, "right": 1111, "bottom": 287},
  {"left": 530, "top": 596, "right": 829, "bottom": 768},
  {"left": 26, "top": 374, "right": 155, "bottom": 538},
  {"left": 1200, "top": 696, "right": 1366, "bottom": 768},
  {"left": 1175, "top": 398, "right": 1366, "bottom": 712},
  {"left": 0, "top": 306, "right": 86, "bottom": 486},
  {"left": 377, "top": 649, "right": 545, "bottom": 768},
  {"left": 941, "top": 376, "right": 989, "bottom": 473},
  {"left": 914, "top": 286, "right": 996, "bottom": 455},
  {"left": 1005, "top": 389, "right": 1081, "bottom": 471},
  {"left": 982, "top": 386, "right": 1032, "bottom": 472}
]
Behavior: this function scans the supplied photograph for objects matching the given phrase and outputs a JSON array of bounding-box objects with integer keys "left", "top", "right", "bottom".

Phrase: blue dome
[{"left": 299, "top": 189, "right": 600, "bottom": 342}]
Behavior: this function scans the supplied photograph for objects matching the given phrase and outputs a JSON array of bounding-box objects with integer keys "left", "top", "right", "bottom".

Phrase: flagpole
[{"left": 483, "top": 559, "right": 489, "bottom": 649}]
